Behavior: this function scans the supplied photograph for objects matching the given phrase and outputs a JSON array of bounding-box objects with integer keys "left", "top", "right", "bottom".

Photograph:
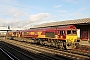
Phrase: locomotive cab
[
  {"left": 56, "top": 25, "right": 80, "bottom": 49},
  {"left": 66, "top": 29, "right": 80, "bottom": 49}
]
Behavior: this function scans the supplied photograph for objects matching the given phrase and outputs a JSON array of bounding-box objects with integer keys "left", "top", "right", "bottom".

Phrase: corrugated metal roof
[{"left": 34, "top": 18, "right": 90, "bottom": 28}]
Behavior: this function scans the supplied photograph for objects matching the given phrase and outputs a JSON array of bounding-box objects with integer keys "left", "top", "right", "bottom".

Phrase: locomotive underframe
[{"left": 13, "top": 37, "right": 77, "bottom": 49}]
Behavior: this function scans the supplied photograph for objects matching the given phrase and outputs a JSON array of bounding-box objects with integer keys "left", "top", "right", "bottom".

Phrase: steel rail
[
  {"left": 0, "top": 43, "right": 37, "bottom": 60},
  {"left": 3, "top": 42, "right": 60, "bottom": 60},
  {"left": 3, "top": 40, "right": 90, "bottom": 60},
  {"left": 0, "top": 47, "right": 19, "bottom": 60}
]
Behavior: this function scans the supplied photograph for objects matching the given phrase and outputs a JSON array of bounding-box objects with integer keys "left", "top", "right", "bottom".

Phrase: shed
[{"left": 34, "top": 18, "right": 90, "bottom": 44}]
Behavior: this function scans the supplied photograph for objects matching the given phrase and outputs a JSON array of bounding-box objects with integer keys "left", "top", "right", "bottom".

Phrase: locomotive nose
[
  {"left": 66, "top": 35, "right": 78, "bottom": 43},
  {"left": 66, "top": 35, "right": 78, "bottom": 49}
]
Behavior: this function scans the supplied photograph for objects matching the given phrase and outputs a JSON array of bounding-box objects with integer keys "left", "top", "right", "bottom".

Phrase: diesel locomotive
[{"left": 6, "top": 25, "right": 80, "bottom": 49}]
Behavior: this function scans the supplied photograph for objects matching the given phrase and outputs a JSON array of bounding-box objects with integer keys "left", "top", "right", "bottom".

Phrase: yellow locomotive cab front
[
  {"left": 66, "top": 30, "right": 80, "bottom": 49},
  {"left": 66, "top": 35, "right": 78, "bottom": 43}
]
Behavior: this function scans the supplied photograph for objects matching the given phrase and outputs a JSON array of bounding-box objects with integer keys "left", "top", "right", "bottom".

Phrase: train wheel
[
  {"left": 55, "top": 42, "right": 64, "bottom": 49},
  {"left": 66, "top": 43, "right": 76, "bottom": 49},
  {"left": 60, "top": 43, "right": 64, "bottom": 49}
]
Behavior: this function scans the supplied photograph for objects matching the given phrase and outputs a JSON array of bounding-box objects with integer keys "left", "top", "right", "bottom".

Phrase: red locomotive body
[{"left": 6, "top": 25, "right": 80, "bottom": 49}]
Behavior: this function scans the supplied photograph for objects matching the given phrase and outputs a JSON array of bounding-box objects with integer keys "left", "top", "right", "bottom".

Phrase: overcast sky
[{"left": 0, "top": 0, "right": 90, "bottom": 29}]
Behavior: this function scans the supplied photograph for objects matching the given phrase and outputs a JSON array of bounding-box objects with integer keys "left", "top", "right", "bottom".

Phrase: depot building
[{"left": 34, "top": 18, "right": 90, "bottom": 45}]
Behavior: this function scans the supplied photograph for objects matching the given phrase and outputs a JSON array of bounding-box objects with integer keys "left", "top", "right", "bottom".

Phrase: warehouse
[{"left": 34, "top": 18, "right": 90, "bottom": 45}]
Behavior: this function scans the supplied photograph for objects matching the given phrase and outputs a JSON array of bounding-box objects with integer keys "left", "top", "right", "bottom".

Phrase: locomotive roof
[
  {"left": 20, "top": 25, "right": 76, "bottom": 32},
  {"left": 22, "top": 27, "right": 56, "bottom": 32},
  {"left": 33, "top": 18, "right": 90, "bottom": 28}
]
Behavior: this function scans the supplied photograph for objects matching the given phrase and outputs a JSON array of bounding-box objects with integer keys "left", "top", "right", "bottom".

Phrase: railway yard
[
  {"left": 0, "top": 38, "right": 90, "bottom": 60},
  {"left": 0, "top": 0, "right": 90, "bottom": 59}
]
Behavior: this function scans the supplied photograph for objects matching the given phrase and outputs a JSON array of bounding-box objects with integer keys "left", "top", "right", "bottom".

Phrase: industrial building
[{"left": 34, "top": 18, "right": 90, "bottom": 45}]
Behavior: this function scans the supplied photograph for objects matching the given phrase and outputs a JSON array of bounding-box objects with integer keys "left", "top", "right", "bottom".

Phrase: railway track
[
  {"left": 63, "top": 49, "right": 90, "bottom": 57},
  {"left": 0, "top": 41, "right": 63, "bottom": 60},
  {"left": 75, "top": 45, "right": 90, "bottom": 53},
  {"left": 1, "top": 39, "right": 90, "bottom": 60},
  {"left": 0, "top": 42, "right": 38, "bottom": 60},
  {"left": 0, "top": 47, "right": 19, "bottom": 60}
]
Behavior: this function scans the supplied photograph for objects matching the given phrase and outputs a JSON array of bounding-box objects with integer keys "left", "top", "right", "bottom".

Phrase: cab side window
[
  {"left": 60, "top": 30, "right": 65, "bottom": 35},
  {"left": 67, "top": 30, "right": 71, "bottom": 35}
]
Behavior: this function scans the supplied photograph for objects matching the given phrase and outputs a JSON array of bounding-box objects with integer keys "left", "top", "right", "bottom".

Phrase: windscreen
[
  {"left": 67, "top": 30, "right": 77, "bottom": 35},
  {"left": 72, "top": 30, "right": 77, "bottom": 34},
  {"left": 67, "top": 30, "right": 71, "bottom": 35}
]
